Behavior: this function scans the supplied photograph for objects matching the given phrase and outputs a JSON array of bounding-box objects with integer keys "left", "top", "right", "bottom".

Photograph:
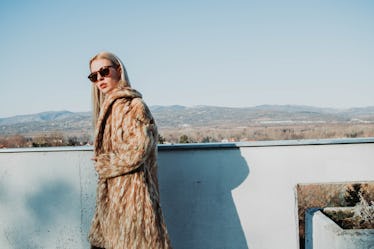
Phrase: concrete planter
[{"left": 310, "top": 208, "right": 374, "bottom": 249}]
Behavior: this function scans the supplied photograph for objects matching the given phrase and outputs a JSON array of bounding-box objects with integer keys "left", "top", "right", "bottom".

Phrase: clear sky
[{"left": 1, "top": 0, "right": 373, "bottom": 118}]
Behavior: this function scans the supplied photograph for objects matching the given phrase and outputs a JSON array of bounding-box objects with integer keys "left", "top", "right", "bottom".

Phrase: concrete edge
[
  {"left": 1, "top": 137, "right": 374, "bottom": 153},
  {"left": 315, "top": 210, "right": 374, "bottom": 234}
]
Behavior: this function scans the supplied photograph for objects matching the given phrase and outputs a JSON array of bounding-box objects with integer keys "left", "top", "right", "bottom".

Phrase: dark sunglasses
[{"left": 88, "top": 65, "right": 116, "bottom": 83}]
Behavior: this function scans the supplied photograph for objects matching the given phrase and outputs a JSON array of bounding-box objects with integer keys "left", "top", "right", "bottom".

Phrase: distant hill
[
  {"left": 0, "top": 111, "right": 90, "bottom": 125},
  {"left": 150, "top": 105, "right": 374, "bottom": 128},
  {"left": 1, "top": 105, "right": 374, "bottom": 136},
  {"left": 0, "top": 111, "right": 92, "bottom": 136}
]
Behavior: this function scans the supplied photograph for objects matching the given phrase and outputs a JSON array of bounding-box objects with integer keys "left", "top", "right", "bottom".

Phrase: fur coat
[{"left": 89, "top": 87, "right": 172, "bottom": 249}]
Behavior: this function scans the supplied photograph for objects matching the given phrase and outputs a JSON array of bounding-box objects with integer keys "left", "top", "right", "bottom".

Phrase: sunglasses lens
[
  {"left": 88, "top": 66, "right": 113, "bottom": 83},
  {"left": 88, "top": 73, "right": 98, "bottom": 82},
  {"left": 99, "top": 67, "right": 110, "bottom": 77}
]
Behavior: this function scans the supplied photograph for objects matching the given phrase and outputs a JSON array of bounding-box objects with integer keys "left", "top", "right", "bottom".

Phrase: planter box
[{"left": 311, "top": 208, "right": 374, "bottom": 249}]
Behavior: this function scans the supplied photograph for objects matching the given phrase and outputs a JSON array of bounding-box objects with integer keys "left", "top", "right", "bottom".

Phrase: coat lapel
[{"left": 94, "top": 88, "right": 142, "bottom": 155}]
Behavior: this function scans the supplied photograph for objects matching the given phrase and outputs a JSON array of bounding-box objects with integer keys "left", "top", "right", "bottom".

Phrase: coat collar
[{"left": 94, "top": 87, "right": 142, "bottom": 153}]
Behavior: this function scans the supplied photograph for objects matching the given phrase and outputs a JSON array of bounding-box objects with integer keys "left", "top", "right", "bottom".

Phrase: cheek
[
  {"left": 110, "top": 79, "right": 120, "bottom": 86},
  {"left": 113, "top": 70, "right": 122, "bottom": 82}
]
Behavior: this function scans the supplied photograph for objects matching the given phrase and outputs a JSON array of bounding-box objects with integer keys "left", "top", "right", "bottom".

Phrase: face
[{"left": 90, "top": 58, "right": 121, "bottom": 94}]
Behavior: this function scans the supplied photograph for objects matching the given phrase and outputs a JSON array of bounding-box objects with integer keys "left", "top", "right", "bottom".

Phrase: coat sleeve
[{"left": 95, "top": 99, "right": 157, "bottom": 179}]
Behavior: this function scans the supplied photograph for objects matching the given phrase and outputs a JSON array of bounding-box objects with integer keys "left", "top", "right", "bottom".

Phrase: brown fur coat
[{"left": 89, "top": 87, "right": 172, "bottom": 249}]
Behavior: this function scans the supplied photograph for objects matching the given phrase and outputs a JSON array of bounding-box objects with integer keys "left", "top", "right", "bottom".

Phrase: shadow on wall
[
  {"left": 0, "top": 151, "right": 96, "bottom": 249},
  {"left": 2, "top": 179, "right": 81, "bottom": 249},
  {"left": 158, "top": 148, "right": 250, "bottom": 249}
]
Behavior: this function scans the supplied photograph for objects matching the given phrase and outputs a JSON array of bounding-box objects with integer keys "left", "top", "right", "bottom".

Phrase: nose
[{"left": 97, "top": 72, "right": 104, "bottom": 81}]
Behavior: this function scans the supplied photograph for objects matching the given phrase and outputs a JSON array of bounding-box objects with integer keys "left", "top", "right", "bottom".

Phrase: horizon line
[{"left": 1, "top": 104, "right": 374, "bottom": 119}]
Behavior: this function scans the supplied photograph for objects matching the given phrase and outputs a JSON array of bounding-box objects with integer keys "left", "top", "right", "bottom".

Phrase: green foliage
[
  {"left": 325, "top": 192, "right": 374, "bottom": 229},
  {"left": 158, "top": 134, "right": 165, "bottom": 144},
  {"left": 344, "top": 184, "right": 363, "bottom": 206},
  {"left": 0, "top": 133, "right": 92, "bottom": 148},
  {"left": 67, "top": 136, "right": 80, "bottom": 146},
  {"left": 201, "top": 136, "right": 214, "bottom": 143},
  {"left": 354, "top": 192, "right": 374, "bottom": 228},
  {"left": 179, "top": 134, "right": 189, "bottom": 144}
]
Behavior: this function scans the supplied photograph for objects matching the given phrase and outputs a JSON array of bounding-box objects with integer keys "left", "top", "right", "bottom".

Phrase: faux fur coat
[{"left": 89, "top": 87, "right": 172, "bottom": 249}]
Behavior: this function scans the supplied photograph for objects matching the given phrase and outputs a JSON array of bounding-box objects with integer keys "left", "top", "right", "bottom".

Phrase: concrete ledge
[
  {"left": 312, "top": 210, "right": 374, "bottom": 249},
  {"left": 1, "top": 137, "right": 374, "bottom": 153}
]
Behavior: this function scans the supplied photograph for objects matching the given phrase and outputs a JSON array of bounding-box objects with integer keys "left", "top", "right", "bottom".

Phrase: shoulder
[
  {"left": 105, "top": 87, "right": 143, "bottom": 113},
  {"left": 129, "top": 98, "right": 154, "bottom": 123},
  {"left": 112, "top": 97, "right": 153, "bottom": 123}
]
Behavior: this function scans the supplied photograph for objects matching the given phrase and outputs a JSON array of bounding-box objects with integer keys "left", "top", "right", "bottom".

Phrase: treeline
[
  {"left": 1, "top": 123, "right": 374, "bottom": 148},
  {"left": 0, "top": 133, "right": 92, "bottom": 148},
  {"left": 158, "top": 123, "right": 374, "bottom": 144}
]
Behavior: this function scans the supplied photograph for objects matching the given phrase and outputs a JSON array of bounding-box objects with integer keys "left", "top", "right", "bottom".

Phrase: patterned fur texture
[{"left": 89, "top": 87, "right": 172, "bottom": 249}]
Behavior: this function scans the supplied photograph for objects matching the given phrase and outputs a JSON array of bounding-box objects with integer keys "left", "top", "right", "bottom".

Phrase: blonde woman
[{"left": 88, "top": 52, "right": 172, "bottom": 249}]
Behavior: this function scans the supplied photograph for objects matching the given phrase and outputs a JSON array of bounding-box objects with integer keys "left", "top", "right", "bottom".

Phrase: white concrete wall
[
  {"left": 312, "top": 210, "right": 374, "bottom": 249},
  {"left": 0, "top": 149, "right": 95, "bottom": 249},
  {"left": 0, "top": 138, "right": 374, "bottom": 249}
]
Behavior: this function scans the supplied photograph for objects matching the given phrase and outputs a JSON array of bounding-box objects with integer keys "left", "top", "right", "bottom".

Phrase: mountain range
[{"left": 1, "top": 105, "right": 374, "bottom": 136}]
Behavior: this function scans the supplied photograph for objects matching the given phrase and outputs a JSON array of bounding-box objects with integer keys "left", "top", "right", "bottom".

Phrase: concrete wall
[
  {"left": 1, "top": 138, "right": 374, "bottom": 249},
  {"left": 312, "top": 210, "right": 374, "bottom": 249}
]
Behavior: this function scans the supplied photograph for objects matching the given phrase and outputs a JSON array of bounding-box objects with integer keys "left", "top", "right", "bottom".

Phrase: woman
[{"left": 88, "top": 52, "right": 172, "bottom": 249}]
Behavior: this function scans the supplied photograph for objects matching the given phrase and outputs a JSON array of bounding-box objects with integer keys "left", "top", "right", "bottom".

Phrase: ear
[
  {"left": 115, "top": 65, "right": 123, "bottom": 81},
  {"left": 116, "top": 64, "right": 122, "bottom": 73}
]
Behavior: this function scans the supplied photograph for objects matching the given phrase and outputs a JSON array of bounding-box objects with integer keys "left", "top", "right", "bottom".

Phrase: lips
[{"left": 99, "top": 83, "right": 107, "bottom": 89}]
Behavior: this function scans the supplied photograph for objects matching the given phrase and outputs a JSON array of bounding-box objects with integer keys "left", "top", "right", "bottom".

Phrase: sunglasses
[{"left": 88, "top": 65, "right": 116, "bottom": 83}]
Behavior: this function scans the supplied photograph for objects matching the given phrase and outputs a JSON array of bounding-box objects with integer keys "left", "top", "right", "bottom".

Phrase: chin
[{"left": 102, "top": 89, "right": 115, "bottom": 95}]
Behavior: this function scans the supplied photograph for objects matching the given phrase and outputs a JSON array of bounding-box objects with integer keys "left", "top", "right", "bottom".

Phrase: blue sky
[{"left": 1, "top": 0, "right": 373, "bottom": 118}]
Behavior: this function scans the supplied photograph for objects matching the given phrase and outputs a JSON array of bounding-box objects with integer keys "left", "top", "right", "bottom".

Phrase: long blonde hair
[{"left": 90, "top": 52, "right": 131, "bottom": 127}]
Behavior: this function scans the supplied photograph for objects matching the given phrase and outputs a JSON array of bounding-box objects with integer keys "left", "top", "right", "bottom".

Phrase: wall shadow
[
  {"left": 5, "top": 180, "right": 80, "bottom": 249},
  {"left": 26, "top": 180, "right": 77, "bottom": 226},
  {"left": 158, "top": 147, "right": 250, "bottom": 249},
  {"left": 304, "top": 208, "right": 321, "bottom": 249}
]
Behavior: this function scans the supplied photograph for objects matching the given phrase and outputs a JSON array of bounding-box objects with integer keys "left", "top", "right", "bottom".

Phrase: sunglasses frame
[{"left": 88, "top": 65, "right": 116, "bottom": 83}]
